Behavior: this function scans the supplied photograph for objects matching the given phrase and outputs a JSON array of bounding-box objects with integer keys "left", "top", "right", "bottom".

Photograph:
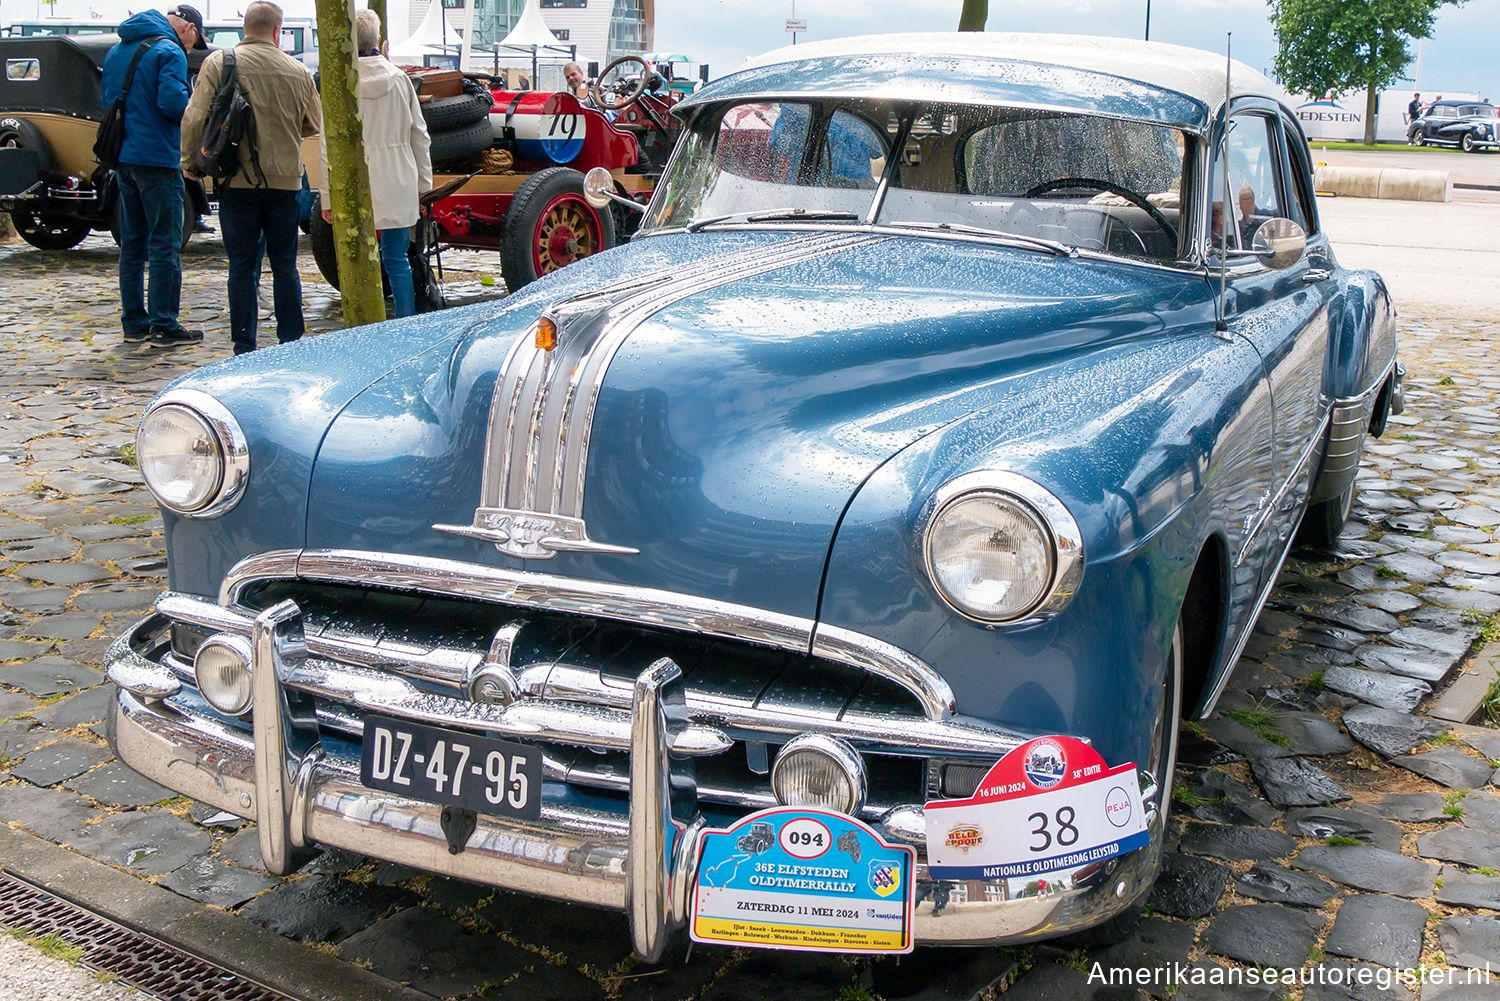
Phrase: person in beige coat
[{"left": 319, "top": 8, "right": 433, "bottom": 317}]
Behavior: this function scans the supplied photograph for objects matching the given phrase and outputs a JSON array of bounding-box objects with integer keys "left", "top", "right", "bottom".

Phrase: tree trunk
[
  {"left": 315, "top": 0, "right": 386, "bottom": 327},
  {"left": 958, "top": 0, "right": 987, "bottom": 31},
  {"left": 1363, "top": 84, "right": 1379, "bottom": 145},
  {"left": 367, "top": 0, "right": 388, "bottom": 45}
]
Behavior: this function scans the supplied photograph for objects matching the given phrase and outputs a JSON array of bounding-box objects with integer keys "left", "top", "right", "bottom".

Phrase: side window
[
  {"left": 1210, "top": 114, "right": 1284, "bottom": 251},
  {"left": 1282, "top": 122, "right": 1317, "bottom": 235}
]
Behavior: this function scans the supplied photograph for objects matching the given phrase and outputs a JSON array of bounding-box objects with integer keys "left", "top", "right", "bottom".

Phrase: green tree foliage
[
  {"left": 315, "top": 0, "right": 385, "bottom": 327},
  {"left": 959, "top": 0, "right": 987, "bottom": 31},
  {"left": 1270, "top": 0, "right": 1466, "bottom": 144}
]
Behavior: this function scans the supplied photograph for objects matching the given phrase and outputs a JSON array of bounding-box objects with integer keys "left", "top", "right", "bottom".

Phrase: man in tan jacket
[{"left": 181, "top": 0, "right": 321, "bottom": 354}]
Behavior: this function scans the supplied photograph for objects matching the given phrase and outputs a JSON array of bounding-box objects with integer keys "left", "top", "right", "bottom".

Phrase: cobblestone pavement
[{"left": 1, "top": 231, "right": 1499, "bottom": 1001}]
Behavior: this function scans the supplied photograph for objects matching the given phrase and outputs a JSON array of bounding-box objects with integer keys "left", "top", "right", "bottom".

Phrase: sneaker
[
  {"left": 192, "top": 218, "right": 215, "bottom": 234},
  {"left": 122, "top": 328, "right": 150, "bottom": 343},
  {"left": 149, "top": 325, "right": 205, "bottom": 348}
]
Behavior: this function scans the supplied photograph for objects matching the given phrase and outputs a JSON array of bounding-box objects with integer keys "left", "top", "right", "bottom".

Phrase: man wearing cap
[
  {"left": 182, "top": 0, "right": 320, "bottom": 355},
  {"left": 100, "top": 5, "right": 204, "bottom": 348}
]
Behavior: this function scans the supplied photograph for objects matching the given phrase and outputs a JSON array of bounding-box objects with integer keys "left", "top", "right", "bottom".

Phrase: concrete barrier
[{"left": 1313, "top": 165, "right": 1451, "bottom": 202}]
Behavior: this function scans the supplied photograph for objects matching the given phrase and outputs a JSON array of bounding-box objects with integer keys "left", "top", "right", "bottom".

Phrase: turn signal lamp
[
  {"left": 535, "top": 315, "right": 558, "bottom": 352},
  {"left": 194, "top": 634, "right": 253, "bottom": 716},
  {"left": 771, "top": 734, "right": 866, "bottom": 815}
]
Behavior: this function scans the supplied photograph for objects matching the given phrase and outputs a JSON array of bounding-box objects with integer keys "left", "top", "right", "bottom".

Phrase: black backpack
[
  {"left": 93, "top": 40, "right": 154, "bottom": 170},
  {"left": 190, "top": 51, "right": 265, "bottom": 186}
]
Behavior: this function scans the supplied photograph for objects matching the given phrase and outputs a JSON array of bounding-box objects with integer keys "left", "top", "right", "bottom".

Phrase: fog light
[
  {"left": 771, "top": 734, "right": 866, "bottom": 815},
  {"left": 194, "top": 634, "right": 253, "bottom": 716}
]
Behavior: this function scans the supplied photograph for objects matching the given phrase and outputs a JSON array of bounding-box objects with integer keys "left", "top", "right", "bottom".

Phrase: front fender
[{"left": 1325, "top": 269, "right": 1396, "bottom": 402}]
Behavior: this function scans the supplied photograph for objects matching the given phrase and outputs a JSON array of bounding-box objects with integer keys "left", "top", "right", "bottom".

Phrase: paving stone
[
  {"left": 217, "top": 827, "right": 266, "bottom": 870},
  {"left": 1420, "top": 587, "right": 1500, "bottom": 614},
  {"left": 1305, "top": 602, "right": 1401, "bottom": 634},
  {"left": 1304, "top": 625, "right": 1369, "bottom": 653},
  {"left": 1204, "top": 715, "right": 1296, "bottom": 759},
  {"left": 30, "top": 682, "right": 114, "bottom": 729},
  {"left": 14, "top": 562, "right": 113, "bottom": 586},
  {"left": 19, "top": 612, "right": 102, "bottom": 641},
  {"left": 1433, "top": 526, "right": 1493, "bottom": 544},
  {"left": 1180, "top": 822, "right": 1296, "bottom": 862},
  {"left": 1439, "top": 867, "right": 1500, "bottom": 909},
  {"left": 0, "top": 536, "right": 79, "bottom": 562},
  {"left": 1174, "top": 768, "right": 1282, "bottom": 827},
  {"left": 1358, "top": 591, "right": 1424, "bottom": 615},
  {"left": 1342, "top": 704, "right": 1446, "bottom": 757},
  {"left": 338, "top": 905, "right": 603, "bottom": 1000},
  {"left": 1202, "top": 902, "right": 1322, "bottom": 970},
  {"left": 0, "top": 639, "right": 49, "bottom": 662},
  {"left": 64, "top": 809, "right": 210, "bottom": 876},
  {"left": 1303, "top": 962, "right": 1417, "bottom": 1001},
  {"left": 1356, "top": 644, "right": 1462, "bottom": 684},
  {"left": 158, "top": 855, "right": 279, "bottom": 909},
  {"left": 1234, "top": 863, "right": 1337, "bottom": 909},
  {"left": 1323, "top": 894, "right": 1427, "bottom": 970},
  {"left": 190, "top": 802, "right": 246, "bottom": 830},
  {"left": 1388, "top": 625, "right": 1479, "bottom": 659},
  {"left": 1091, "top": 916, "right": 1198, "bottom": 986},
  {"left": 1325, "top": 666, "right": 1430, "bottom": 712},
  {"left": 1284, "top": 807, "right": 1404, "bottom": 852},
  {"left": 1265, "top": 644, "right": 1355, "bottom": 678},
  {"left": 1456, "top": 790, "right": 1500, "bottom": 831},
  {"left": 1440, "top": 916, "right": 1500, "bottom": 972},
  {"left": 1273, "top": 711, "right": 1355, "bottom": 756},
  {"left": 1453, "top": 724, "right": 1500, "bottom": 764},
  {"left": 1146, "top": 853, "right": 1229, "bottom": 918},
  {"left": 0, "top": 689, "right": 38, "bottom": 720},
  {"left": 65, "top": 761, "right": 176, "bottom": 807},
  {"left": 1424, "top": 974, "right": 1500, "bottom": 1001},
  {"left": 0, "top": 587, "right": 69, "bottom": 614},
  {"left": 69, "top": 586, "right": 158, "bottom": 613},
  {"left": 1293, "top": 845, "right": 1437, "bottom": 897},
  {"left": 8, "top": 735, "right": 110, "bottom": 785},
  {"left": 1249, "top": 756, "right": 1349, "bottom": 807},
  {"left": 237, "top": 874, "right": 416, "bottom": 943},
  {"left": 1450, "top": 507, "right": 1500, "bottom": 530},
  {"left": 1393, "top": 747, "right": 1497, "bottom": 788},
  {"left": 1375, "top": 551, "right": 1445, "bottom": 583},
  {"left": 1419, "top": 826, "right": 1500, "bottom": 869},
  {"left": 0, "top": 655, "right": 101, "bottom": 696},
  {"left": 473, "top": 889, "right": 644, "bottom": 974},
  {"left": 0, "top": 782, "right": 98, "bottom": 842}
]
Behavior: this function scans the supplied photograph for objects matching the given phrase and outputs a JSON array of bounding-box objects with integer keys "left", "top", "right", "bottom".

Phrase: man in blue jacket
[{"left": 101, "top": 7, "right": 202, "bottom": 347}]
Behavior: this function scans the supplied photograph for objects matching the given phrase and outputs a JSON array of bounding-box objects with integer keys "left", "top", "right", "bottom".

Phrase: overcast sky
[{"left": 16, "top": 0, "right": 1493, "bottom": 99}]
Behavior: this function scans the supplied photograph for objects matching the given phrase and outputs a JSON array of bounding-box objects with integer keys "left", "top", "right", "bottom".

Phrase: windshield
[
  {"left": 644, "top": 98, "right": 1189, "bottom": 263},
  {"left": 1460, "top": 104, "right": 1497, "bottom": 119}
]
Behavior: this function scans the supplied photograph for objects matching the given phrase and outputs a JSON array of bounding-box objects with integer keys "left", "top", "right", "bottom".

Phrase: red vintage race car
[{"left": 309, "top": 55, "right": 685, "bottom": 299}]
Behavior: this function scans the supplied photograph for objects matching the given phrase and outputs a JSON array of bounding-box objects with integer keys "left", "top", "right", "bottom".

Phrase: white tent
[
  {"left": 387, "top": 0, "right": 470, "bottom": 68},
  {"left": 491, "top": 0, "right": 574, "bottom": 82}
]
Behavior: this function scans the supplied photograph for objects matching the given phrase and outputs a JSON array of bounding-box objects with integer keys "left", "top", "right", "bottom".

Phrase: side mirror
[
  {"left": 1250, "top": 217, "right": 1307, "bottom": 270},
  {"left": 583, "top": 166, "right": 645, "bottom": 214}
]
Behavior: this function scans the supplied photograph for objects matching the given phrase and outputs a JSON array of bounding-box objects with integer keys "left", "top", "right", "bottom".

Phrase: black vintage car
[
  {"left": 0, "top": 34, "right": 211, "bottom": 249},
  {"left": 1407, "top": 98, "right": 1500, "bottom": 152}
]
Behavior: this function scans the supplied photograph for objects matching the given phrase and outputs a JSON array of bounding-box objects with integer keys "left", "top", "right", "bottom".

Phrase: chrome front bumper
[{"left": 106, "top": 605, "right": 1165, "bottom": 958}]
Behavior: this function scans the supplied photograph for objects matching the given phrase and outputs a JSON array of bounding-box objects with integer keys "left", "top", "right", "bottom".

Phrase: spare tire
[
  {"left": 307, "top": 190, "right": 341, "bottom": 289},
  {"left": 428, "top": 116, "right": 493, "bottom": 170},
  {"left": 0, "top": 116, "right": 50, "bottom": 170},
  {"left": 421, "top": 78, "right": 493, "bottom": 132}
]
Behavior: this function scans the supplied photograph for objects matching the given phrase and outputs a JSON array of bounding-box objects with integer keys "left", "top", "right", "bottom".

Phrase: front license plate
[{"left": 359, "top": 715, "right": 542, "bottom": 821}]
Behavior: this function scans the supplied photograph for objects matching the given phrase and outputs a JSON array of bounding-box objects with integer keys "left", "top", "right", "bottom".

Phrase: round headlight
[
  {"left": 137, "top": 390, "right": 248, "bottom": 517},
  {"left": 922, "top": 471, "right": 1082, "bottom": 623},
  {"left": 194, "top": 634, "right": 253, "bottom": 715},
  {"left": 771, "top": 735, "right": 866, "bottom": 815}
]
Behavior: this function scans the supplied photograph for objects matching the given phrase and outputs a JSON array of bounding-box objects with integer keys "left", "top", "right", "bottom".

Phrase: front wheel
[
  {"left": 1057, "top": 621, "right": 1181, "bottom": 948},
  {"left": 1462, "top": 133, "right": 1477, "bottom": 153},
  {"left": 500, "top": 166, "right": 615, "bottom": 292},
  {"left": 1297, "top": 479, "right": 1355, "bottom": 550},
  {"left": 1411, "top": 132, "right": 1425, "bottom": 147},
  {"left": 12, "top": 211, "right": 92, "bottom": 250}
]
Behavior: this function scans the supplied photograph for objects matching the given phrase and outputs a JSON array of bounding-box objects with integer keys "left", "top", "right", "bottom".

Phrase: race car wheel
[
  {"left": 500, "top": 166, "right": 615, "bottom": 292},
  {"left": 421, "top": 78, "right": 493, "bottom": 132},
  {"left": 12, "top": 211, "right": 92, "bottom": 250},
  {"left": 428, "top": 116, "right": 493, "bottom": 171},
  {"left": 1462, "top": 133, "right": 1476, "bottom": 153},
  {"left": 0, "top": 116, "right": 50, "bottom": 170}
]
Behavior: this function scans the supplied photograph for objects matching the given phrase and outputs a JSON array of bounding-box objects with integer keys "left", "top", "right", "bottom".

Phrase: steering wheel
[
  {"left": 1024, "top": 176, "right": 1177, "bottom": 246},
  {"left": 594, "top": 55, "right": 650, "bottom": 111}
]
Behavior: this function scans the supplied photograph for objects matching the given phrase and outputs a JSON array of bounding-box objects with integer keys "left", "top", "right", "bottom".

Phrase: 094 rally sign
[
  {"left": 691, "top": 807, "right": 915, "bottom": 953},
  {"left": 923, "top": 735, "right": 1148, "bottom": 881}
]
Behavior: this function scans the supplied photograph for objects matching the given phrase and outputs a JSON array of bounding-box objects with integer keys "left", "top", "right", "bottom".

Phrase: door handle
[{"left": 1302, "top": 268, "right": 1332, "bottom": 283}]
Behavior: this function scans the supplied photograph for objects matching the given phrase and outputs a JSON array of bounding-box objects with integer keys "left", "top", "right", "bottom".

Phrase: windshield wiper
[
  {"left": 882, "top": 220, "right": 1075, "bottom": 258},
  {"left": 685, "top": 208, "right": 861, "bottom": 232}
]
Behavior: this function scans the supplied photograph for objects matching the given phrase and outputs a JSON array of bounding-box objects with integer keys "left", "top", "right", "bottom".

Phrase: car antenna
[{"left": 1215, "top": 32, "right": 1232, "bottom": 333}]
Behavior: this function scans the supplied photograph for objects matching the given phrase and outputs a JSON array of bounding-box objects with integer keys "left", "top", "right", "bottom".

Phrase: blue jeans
[
  {"left": 116, "top": 164, "right": 184, "bottom": 334},
  {"left": 218, "top": 185, "right": 303, "bottom": 353},
  {"left": 379, "top": 227, "right": 415, "bottom": 318}
]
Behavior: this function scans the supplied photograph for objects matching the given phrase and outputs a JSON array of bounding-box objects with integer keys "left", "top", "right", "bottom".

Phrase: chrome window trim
[
  {"left": 218, "top": 548, "right": 958, "bottom": 722},
  {"left": 918, "top": 470, "right": 1084, "bottom": 626},
  {"left": 138, "top": 388, "right": 250, "bottom": 519}
]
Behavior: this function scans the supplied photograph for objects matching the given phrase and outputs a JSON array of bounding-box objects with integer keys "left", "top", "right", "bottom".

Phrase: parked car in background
[
  {"left": 1407, "top": 98, "right": 1499, "bottom": 151},
  {"left": 105, "top": 32, "right": 1401, "bottom": 961},
  {"left": 5, "top": 17, "right": 318, "bottom": 67}
]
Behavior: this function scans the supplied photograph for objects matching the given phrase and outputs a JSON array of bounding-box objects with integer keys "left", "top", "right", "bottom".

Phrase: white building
[{"left": 404, "top": 0, "right": 652, "bottom": 88}]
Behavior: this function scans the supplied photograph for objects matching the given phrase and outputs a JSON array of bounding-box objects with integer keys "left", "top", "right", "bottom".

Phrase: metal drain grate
[{"left": 0, "top": 870, "right": 294, "bottom": 1001}]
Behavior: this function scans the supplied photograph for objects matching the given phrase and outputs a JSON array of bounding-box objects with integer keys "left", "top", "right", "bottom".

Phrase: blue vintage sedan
[{"left": 106, "top": 32, "right": 1401, "bottom": 958}]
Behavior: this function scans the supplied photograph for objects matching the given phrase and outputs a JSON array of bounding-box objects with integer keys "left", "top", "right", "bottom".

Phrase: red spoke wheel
[{"left": 500, "top": 167, "right": 615, "bottom": 292}]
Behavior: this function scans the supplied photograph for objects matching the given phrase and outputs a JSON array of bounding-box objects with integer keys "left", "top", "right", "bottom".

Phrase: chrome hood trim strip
[
  {"left": 221, "top": 548, "right": 957, "bottom": 722},
  {"left": 438, "top": 232, "right": 884, "bottom": 559}
]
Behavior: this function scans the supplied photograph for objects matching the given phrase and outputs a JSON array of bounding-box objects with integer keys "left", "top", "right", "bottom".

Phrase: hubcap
[{"left": 534, "top": 196, "right": 599, "bottom": 275}]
